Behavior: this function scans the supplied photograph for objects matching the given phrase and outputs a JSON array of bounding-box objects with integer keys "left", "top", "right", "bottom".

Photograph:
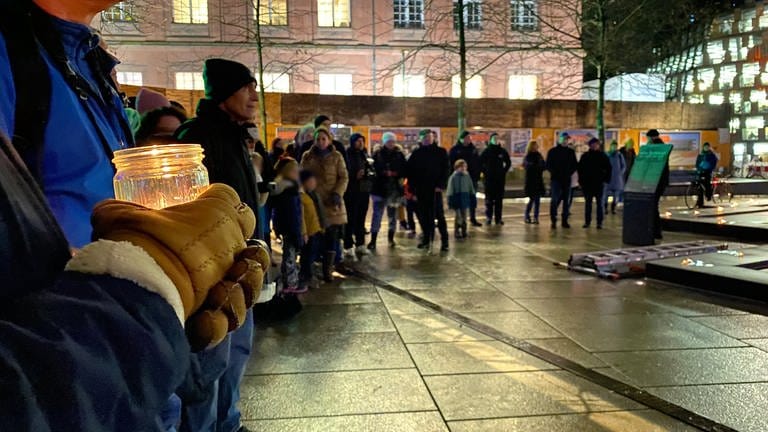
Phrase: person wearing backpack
[{"left": 0, "top": 0, "right": 134, "bottom": 249}]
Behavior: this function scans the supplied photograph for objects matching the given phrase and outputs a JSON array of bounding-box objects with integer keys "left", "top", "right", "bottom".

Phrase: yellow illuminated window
[
  {"left": 393, "top": 75, "right": 425, "bottom": 97},
  {"left": 173, "top": 0, "right": 208, "bottom": 24},
  {"left": 260, "top": 73, "right": 291, "bottom": 93},
  {"left": 508, "top": 74, "right": 537, "bottom": 99},
  {"left": 452, "top": 75, "right": 483, "bottom": 98},
  {"left": 319, "top": 73, "right": 353, "bottom": 95},
  {"left": 317, "top": 0, "right": 350, "bottom": 27},
  {"left": 175, "top": 72, "right": 204, "bottom": 90},
  {"left": 256, "top": 0, "right": 287, "bottom": 26}
]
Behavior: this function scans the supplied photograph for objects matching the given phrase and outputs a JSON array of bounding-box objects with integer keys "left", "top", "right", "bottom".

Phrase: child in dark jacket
[
  {"left": 447, "top": 159, "right": 477, "bottom": 239},
  {"left": 299, "top": 169, "right": 326, "bottom": 290},
  {"left": 271, "top": 157, "right": 305, "bottom": 293}
]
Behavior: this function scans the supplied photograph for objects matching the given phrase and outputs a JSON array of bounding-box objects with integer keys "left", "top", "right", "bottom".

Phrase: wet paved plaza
[{"left": 242, "top": 198, "right": 768, "bottom": 432}]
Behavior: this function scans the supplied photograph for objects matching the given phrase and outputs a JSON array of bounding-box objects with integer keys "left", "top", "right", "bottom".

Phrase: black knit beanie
[
  {"left": 314, "top": 115, "right": 331, "bottom": 128},
  {"left": 203, "top": 59, "right": 256, "bottom": 103}
]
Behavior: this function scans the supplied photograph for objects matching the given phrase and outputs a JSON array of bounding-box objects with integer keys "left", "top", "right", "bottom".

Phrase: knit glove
[
  {"left": 90, "top": 184, "right": 270, "bottom": 351},
  {"left": 329, "top": 192, "right": 342, "bottom": 207}
]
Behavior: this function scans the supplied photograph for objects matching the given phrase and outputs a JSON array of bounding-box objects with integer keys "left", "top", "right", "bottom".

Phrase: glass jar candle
[{"left": 113, "top": 144, "right": 209, "bottom": 209}]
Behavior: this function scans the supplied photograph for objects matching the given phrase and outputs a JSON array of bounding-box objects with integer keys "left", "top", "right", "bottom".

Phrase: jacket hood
[{"left": 349, "top": 133, "right": 365, "bottom": 150}]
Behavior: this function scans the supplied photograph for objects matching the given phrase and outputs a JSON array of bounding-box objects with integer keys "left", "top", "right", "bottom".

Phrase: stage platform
[
  {"left": 661, "top": 199, "right": 768, "bottom": 241},
  {"left": 646, "top": 244, "right": 768, "bottom": 301}
]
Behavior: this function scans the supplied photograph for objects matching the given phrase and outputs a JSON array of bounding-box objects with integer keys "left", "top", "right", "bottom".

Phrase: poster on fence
[{"left": 656, "top": 131, "right": 701, "bottom": 168}]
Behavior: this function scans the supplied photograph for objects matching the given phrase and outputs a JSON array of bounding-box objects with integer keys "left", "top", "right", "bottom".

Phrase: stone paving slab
[
  {"left": 389, "top": 313, "right": 494, "bottom": 343},
  {"left": 447, "top": 410, "right": 701, "bottom": 432},
  {"left": 243, "top": 412, "right": 449, "bottom": 432},
  {"left": 239, "top": 369, "right": 436, "bottom": 420},
  {"left": 258, "top": 303, "right": 395, "bottom": 336},
  {"left": 247, "top": 332, "right": 413, "bottom": 375},
  {"left": 691, "top": 314, "right": 768, "bottom": 339},
  {"left": 425, "top": 370, "right": 644, "bottom": 421},
  {"left": 406, "top": 340, "right": 557, "bottom": 375}
]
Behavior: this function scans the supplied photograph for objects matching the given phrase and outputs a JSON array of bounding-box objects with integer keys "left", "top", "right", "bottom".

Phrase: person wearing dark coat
[
  {"left": 172, "top": 58, "right": 260, "bottom": 432},
  {"left": 577, "top": 138, "right": 612, "bottom": 229},
  {"left": 646, "top": 129, "right": 671, "bottom": 239},
  {"left": 271, "top": 157, "right": 305, "bottom": 293},
  {"left": 406, "top": 129, "right": 451, "bottom": 252},
  {"left": 369, "top": 131, "right": 407, "bottom": 249},
  {"left": 619, "top": 138, "right": 636, "bottom": 184},
  {"left": 449, "top": 131, "right": 482, "bottom": 226},
  {"left": 546, "top": 132, "right": 578, "bottom": 229},
  {"left": 523, "top": 141, "right": 546, "bottom": 224},
  {"left": 479, "top": 133, "right": 512, "bottom": 225},
  {"left": 343, "top": 133, "right": 372, "bottom": 259}
]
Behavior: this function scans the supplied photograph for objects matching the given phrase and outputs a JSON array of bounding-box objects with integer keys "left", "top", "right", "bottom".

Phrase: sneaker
[
  {"left": 356, "top": 245, "right": 371, "bottom": 256},
  {"left": 417, "top": 241, "right": 429, "bottom": 249},
  {"left": 367, "top": 242, "right": 376, "bottom": 251},
  {"left": 495, "top": 220, "right": 505, "bottom": 226},
  {"left": 525, "top": 218, "right": 532, "bottom": 224},
  {"left": 440, "top": 243, "right": 449, "bottom": 252},
  {"left": 343, "top": 249, "right": 357, "bottom": 262}
]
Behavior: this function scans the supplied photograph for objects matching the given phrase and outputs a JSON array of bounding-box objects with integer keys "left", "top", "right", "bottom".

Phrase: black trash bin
[{"left": 623, "top": 192, "right": 656, "bottom": 246}]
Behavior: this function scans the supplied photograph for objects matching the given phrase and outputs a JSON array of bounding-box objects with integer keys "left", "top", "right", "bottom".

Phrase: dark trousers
[
  {"left": 583, "top": 188, "right": 604, "bottom": 226},
  {"left": 343, "top": 192, "right": 369, "bottom": 249},
  {"left": 406, "top": 199, "right": 417, "bottom": 230},
  {"left": 696, "top": 172, "right": 713, "bottom": 207},
  {"left": 324, "top": 225, "right": 340, "bottom": 252},
  {"left": 653, "top": 193, "right": 663, "bottom": 238},
  {"left": 484, "top": 181, "right": 504, "bottom": 223},
  {"left": 416, "top": 191, "right": 448, "bottom": 244},
  {"left": 550, "top": 179, "right": 572, "bottom": 224},
  {"left": 470, "top": 180, "right": 479, "bottom": 222},
  {"left": 525, "top": 196, "right": 541, "bottom": 220},
  {"left": 300, "top": 233, "right": 321, "bottom": 281}
]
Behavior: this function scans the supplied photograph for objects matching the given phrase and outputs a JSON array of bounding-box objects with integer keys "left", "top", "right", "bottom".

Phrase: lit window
[
  {"left": 393, "top": 75, "right": 425, "bottom": 97},
  {"left": 697, "top": 68, "right": 715, "bottom": 91},
  {"left": 116, "top": 71, "right": 143, "bottom": 86},
  {"left": 319, "top": 73, "right": 353, "bottom": 95},
  {"left": 511, "top": 0, "right": 537, "bottom": 31},
  {"left": 683, "top": 72, "right": 695, "bottom": 94},
  {"left": 750, "top": 89, "right": 766, "bottom": 102},
  {"left": 731, "top": 92, "right": 743, "bottom": 113},
  {"left": 175, "top": 72, "right": 204, "bottom": 90},
  {"left": 687, "top": 95, "right": 703, "bottom": 104},
  {"left": 260, "top": 73, "right": 291, "bottom": 93},
  {"left": 173, "top": 0, "right": 208, "bottom": 24},
  {"left": 719, "top": 18, "right": 733, "bottom": 34},
  {"left": 256, "top": 0, "right": 287, "bottom": 26},
  {"left": 451, "top": 74, "right": 483, "bottom": 98},
  {"left": 708, "top": 94, "right": 725, "bottom": 105},
  {"left": 706, "top": 41, "right": 725, "bottom": 64},
  {"left": 760, "top": 12, "right": 768, "bottom": 29},
  {"left": 742, "top": 62, "right": 760, "bottom": 87},
  {"left": 730, "top": 118, "right": 741, "bottom": 132},
  {"left": 317, "top": 0, "right": 350, "bottom": 27},
  {"left": 394, "top": 0, "right": 424, "bottom": 29},
  {"left": 508, "top": 74, "right": 537, "bottom": 99},
  {"left": 728, "top": 37, "right": 741, "bottom": 61},
  {"left": 719, "top": 65, "right": 737, "bottom": 90},
  {"left": 746, "top": 116, "right": 764, "bottom": 128},
  {"left": 453, "top": 0, "right": 482, "bottom": 30},
  {"left": 739, "top": 9, "right": 756, "bottom": 33},
  {"left": 102, "top": 1, "right": 135, "bottom": 22}
]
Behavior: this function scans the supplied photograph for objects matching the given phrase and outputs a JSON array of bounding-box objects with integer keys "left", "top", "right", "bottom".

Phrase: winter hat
[
  {"left": 588, "top": 137, "right": 601, "bottom": 147},
  {"left": 299, "top": 169, "right": 315, "bottom": 184},
  {"left": 418, "top": 129, "right": 433, "bottom": 141},
  {"left": 558, "top": 131, "right": 569, "bottom": 145},
  {"left": 314, "top": 115, "right": 331, "bottom": 128},
  {"left": 136, "top": 88, "right": 171, "bottom": 115},
  {"left": 314, "top": 125, "right": 332, "bottom": 141},
  {"left": 382, "top": 131, "right": 397, "bottom": 145},
  {"left": 460, "top": 131, "right": 471, "bottom": 139},
  {"left": 349, "top": 133, "right": 365, "bottom": 148},
  {"left": 646, "top": 129, "right": 660, "bottom": 138},
  {"left": 203, "top": 59, "right": 256, "bottom": 103},
  {"left": 124, "top": 108, "right": 141, "bottom": 136},
  {"left": 274, "top": 157, "right": 299, "bottom": 178}
]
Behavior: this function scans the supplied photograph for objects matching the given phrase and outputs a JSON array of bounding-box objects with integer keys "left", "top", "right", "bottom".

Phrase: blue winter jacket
[
  {"left": 0, "top": 17, "right": 129, "bottom": 248},
  {"left": 0, "top": 273, "right": 189, "bottom": 431}
]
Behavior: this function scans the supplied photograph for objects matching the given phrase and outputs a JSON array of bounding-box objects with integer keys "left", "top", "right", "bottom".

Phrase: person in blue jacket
[
  {"left": 696, "top": 142, "right": 719, "bottom": 208},
  {"left": 0, "top": 130, "right": 267, "bottom": 431},
  {"left": 0, "top": 0, "right": 133, "bottom": 249}
]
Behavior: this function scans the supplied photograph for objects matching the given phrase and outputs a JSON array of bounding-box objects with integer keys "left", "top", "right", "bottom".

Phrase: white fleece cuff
[{"left": 65, "top": 240, "right": 185, "bottom": 326}]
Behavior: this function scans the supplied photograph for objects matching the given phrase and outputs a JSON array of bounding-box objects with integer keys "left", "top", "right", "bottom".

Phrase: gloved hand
[
  {"left": 90, "top": 184, "right": 270, "bottom": 351},
  {"left": 329, "top": 192, "right": 342, "bottom": 207}
]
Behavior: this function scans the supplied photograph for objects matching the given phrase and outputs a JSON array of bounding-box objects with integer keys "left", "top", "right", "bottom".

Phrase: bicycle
[{"left": 685, "top": 173, "right": 733, "bottom": 210}]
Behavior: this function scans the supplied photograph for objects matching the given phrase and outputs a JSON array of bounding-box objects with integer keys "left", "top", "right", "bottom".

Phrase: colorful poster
[
  {"left": 368, "top": 128, "right": 441, "bottom": 153},
  {"left": 554, "top": 129, "right": 619, "bottom": 160},
  {"left": 658, "top": 131, "right": 701, "bottom": 168},
  {"left": 469, "top": 129, "right": 532, "bottom": 168}
]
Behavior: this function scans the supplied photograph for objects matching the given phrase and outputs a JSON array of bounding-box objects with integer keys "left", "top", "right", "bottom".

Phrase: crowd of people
[{"left": 0, "top": 1, "right": 677, "bottom": 430}]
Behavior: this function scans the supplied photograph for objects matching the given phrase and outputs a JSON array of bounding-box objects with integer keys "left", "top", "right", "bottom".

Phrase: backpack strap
[{"left": 0, "top": 0, "right": 52, "bottom": 184}]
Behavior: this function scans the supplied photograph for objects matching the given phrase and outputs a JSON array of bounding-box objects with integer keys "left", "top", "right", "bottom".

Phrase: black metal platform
[
  {"left": 661, "top": 200, "right": 768, "bottom": 241},
  {"left": 646, "top": 244, "right": 768, "bottom": 301}
]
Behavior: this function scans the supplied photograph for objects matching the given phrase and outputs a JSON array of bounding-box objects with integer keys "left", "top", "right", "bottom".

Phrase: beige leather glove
[{"left": 91, "top": 184, "right": 270, "bottom": 351}]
